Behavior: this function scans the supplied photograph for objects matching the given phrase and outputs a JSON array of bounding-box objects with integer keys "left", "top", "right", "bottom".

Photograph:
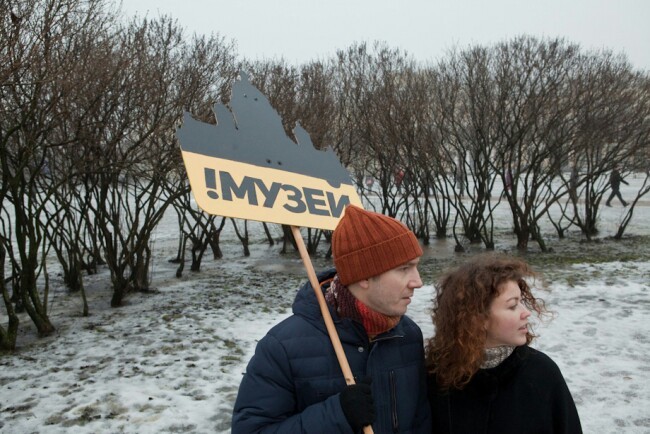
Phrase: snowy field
[{"left": 1, "top": 179, "right": 649, "bottom": 433}]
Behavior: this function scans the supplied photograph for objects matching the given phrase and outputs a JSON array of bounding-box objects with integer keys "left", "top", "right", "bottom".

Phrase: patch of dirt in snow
[{"left": 0, "top": 237, "right": 319, "bottom": 433}]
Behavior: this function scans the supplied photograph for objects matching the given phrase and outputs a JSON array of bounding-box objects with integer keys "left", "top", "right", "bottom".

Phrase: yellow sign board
[{"left": 177, "top": 73, "right": 362, "bottom": 230}]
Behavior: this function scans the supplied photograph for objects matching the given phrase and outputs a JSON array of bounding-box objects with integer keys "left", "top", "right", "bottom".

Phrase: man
[
  {"left": 606, "top": 166, "right": 629, "bottom": 207},
  {"left": 232, "top": 205, "right": 431, "bottom": 433}
]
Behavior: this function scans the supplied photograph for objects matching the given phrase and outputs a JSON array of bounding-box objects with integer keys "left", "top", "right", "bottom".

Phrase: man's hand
[{"left": 339, "top": 377, "right": 375, "bottom": 432}]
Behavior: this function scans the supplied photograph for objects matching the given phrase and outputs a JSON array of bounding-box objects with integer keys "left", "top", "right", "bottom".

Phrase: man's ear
[{"left": 357, "top": 279, "right": 370, "bottom": 290}]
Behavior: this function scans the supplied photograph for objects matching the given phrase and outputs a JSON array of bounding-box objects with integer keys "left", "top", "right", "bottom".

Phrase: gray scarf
[{"left": 481, "top": 345, "right": 516, "bottom": 369}]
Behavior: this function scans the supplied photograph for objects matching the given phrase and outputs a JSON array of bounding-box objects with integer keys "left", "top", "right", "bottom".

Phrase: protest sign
[{"left": 177, "top": 72, "right": 362, "bottom": 230}]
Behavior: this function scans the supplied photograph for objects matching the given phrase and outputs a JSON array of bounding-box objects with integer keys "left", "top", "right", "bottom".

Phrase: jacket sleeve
[
  {"left": 413, "top": 330, "right": 433, "bottom": 433},
  {"left": 537, "top": 353, "right": 583, "bottom": 434},
  {"left": 550, "top": 369, "right": 583, "bottom": 433},
  {"left": 231, "top": 333, "right": 354, "bottom": 434}
]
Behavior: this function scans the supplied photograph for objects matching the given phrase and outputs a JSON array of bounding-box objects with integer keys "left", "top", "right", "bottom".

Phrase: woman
[{"left": 425, "top": 254, "right": 582, "bottom": 433}]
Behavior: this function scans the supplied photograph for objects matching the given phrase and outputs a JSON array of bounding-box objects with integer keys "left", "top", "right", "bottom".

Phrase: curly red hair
[{"left": 424, "top": 254, "right": 547, "bottom": 390}]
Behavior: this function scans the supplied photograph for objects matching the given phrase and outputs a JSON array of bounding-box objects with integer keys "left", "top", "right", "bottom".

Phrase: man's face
[{"left": 356, "top": 258, "right": 423, "bottom": 316}]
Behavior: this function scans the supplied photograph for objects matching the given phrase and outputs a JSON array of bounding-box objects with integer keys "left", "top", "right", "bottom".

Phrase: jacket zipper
[{"left": 390, "top": 370, "right": 399, "bottom": 433}]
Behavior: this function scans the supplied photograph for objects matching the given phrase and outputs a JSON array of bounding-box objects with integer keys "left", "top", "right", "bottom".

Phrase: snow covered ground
[{"left": 1, "top": 179, "right": 649, "bottom": 433}]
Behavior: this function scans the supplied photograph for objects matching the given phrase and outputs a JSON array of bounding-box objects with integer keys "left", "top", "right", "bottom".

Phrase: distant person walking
[
  {"left": 504, "top": 168, "right": 513, "bottom": 192},
  {"left": 606, "top": 166, "right": 629, "bottom": 207},
  {"left": 503, "top": 168, "right": 512, "bottom": 195},
  {"left": 395, "top": 168, "right": 405, "bottom": 191},
  {"left": 569, "top": 166, "right": 579, "bottom": 202},
  {"left": 501, "top": 168, "right": 514, "bottom": 199},
  {"left": 455, "top": 168, "right": 465, "bottom": 198}
]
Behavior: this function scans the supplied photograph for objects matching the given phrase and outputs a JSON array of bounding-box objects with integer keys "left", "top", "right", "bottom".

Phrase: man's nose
[{"left": 410, "top": 269, "right": 423, "bottom": 289}]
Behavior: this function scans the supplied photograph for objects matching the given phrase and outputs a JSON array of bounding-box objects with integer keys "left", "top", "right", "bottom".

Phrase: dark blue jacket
[{"left": 232, "top": 269, "right": 432, "bottom": 433}]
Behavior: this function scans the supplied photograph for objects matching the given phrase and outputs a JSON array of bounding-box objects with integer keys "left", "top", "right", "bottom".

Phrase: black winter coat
[
  {"left": 428, "top": 345, "right": 582, "bottom": 434},
  {"left": 609, "top": 169, "right": 628, "bottom": 191}
]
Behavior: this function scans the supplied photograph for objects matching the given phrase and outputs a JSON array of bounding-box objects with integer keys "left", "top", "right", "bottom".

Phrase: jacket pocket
[{"left": 390, "top": 370, "right": 399, "bottom": 433}]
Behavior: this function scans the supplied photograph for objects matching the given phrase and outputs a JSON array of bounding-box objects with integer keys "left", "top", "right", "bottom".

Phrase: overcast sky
[{"left": 120, "top": 0, "right": 650, "bottom": 70}]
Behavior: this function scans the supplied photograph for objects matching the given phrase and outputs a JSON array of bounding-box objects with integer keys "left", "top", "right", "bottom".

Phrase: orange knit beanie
[{"left": 332, "top": 205, "right": 423, "bottom": 285}]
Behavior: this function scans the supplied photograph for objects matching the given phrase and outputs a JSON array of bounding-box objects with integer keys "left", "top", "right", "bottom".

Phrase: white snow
[{"left": 1, "top": 178, "right": 649, "bottom": 433}]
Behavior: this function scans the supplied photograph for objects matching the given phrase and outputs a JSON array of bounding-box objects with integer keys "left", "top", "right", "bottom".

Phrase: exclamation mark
[{"left": 204, "top": 168, "right": 219, "bottom": 199}]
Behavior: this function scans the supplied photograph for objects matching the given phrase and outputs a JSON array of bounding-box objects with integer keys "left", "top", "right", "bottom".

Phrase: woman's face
[{"left": 485, "top": 279, "right": 531, "bottom": 348}]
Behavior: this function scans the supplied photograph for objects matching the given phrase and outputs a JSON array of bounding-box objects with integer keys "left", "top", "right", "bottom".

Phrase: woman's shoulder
[
  {"left": 516, "top": 345, "right": 554, "bottom": 362},
  {"left": 515, "top": 345, "right": 564, "bottom": 377}
]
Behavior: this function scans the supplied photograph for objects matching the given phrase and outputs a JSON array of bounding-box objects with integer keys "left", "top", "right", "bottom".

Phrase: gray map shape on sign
[{"left": 176, "top": 72, "right": 353, "bottom": 188}]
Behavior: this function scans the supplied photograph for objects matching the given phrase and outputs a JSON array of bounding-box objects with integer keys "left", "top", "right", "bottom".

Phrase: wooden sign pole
[{"left": 291, "top": 226, "right": 374, "bottom": 434}]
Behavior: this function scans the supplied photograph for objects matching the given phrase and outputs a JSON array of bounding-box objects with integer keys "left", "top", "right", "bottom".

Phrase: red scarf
[{"left": 324, "top": 275, "right": 400, "bottom": 339}]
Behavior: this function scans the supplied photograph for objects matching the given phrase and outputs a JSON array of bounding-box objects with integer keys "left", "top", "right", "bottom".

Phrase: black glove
[{"left": 339, "top": 377, "right": 375, "bottom": 432}]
